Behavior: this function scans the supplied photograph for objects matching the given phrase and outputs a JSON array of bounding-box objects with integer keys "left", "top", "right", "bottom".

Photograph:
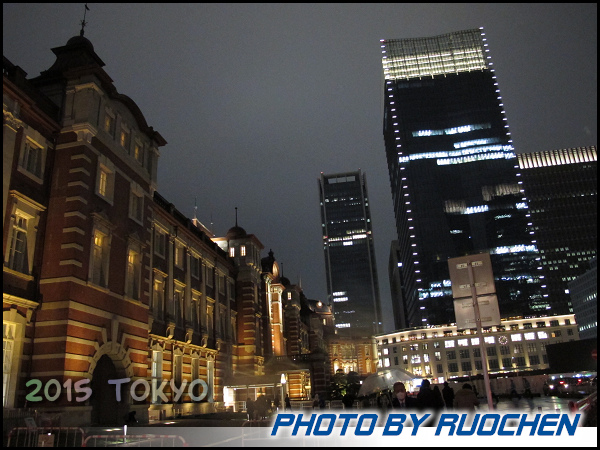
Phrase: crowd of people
[
  {"left": 244, "top": 380, "right": 482, "bottom": 420},
  {"left": 386, "top": 380, "right": 480, "bottom": 410}
]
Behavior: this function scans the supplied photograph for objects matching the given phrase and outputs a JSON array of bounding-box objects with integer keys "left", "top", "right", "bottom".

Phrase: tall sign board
[{"left": 448, "top": 252, "right": 500, "bottom": 329}]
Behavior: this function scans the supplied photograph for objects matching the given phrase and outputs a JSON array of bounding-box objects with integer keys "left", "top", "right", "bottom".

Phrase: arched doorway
[{"left": 90, "top": 355, "right": 120, "bottom": 425}]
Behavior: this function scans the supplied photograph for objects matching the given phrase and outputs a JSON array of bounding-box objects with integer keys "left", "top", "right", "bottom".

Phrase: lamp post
[{"left": 280, "top": 373, "right": 287, "bottom": 411}]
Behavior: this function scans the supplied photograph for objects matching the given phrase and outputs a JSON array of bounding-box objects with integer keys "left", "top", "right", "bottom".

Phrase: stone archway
[
  {"left": 90, "top": 354, "right": 120, "bottom": 425},
  {"left": 89, "top": 342, "right": 134, "bottom": 426}
]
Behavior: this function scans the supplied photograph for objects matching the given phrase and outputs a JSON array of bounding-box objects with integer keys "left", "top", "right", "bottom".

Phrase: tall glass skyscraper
[
  {"left": 380, "top": 28, "right": 547, "bottom": 328},
  {"left": 319, "top": 170, "right": 382, "bottom": 337},
  {"left": 518, "top": 147, "right": 597, "bottom": 314}
]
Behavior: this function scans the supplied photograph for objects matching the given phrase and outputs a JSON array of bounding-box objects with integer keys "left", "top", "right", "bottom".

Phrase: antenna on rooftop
[
  {"left": 193, "top": 197, "right": 198, "bottom": 221},
  {"left": 80, "top": 4, "right": 90, "bottom": 36},
  {"left": 235, "top": 207, "right": 238, "bottom": 227}
]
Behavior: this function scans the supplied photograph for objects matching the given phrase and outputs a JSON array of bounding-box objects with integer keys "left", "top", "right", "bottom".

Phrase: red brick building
[{"left": 4, "top": 32, "right": 352, "bottom": 426}]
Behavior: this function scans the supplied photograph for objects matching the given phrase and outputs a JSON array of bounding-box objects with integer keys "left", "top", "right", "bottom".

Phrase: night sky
[{"left": 4, "top": 4, "right": 597, "bottom": 332}]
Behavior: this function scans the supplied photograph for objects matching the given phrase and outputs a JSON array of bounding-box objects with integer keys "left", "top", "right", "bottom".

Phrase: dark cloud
[{"left": 4, "top": 3, "right": 596, "bottom": 332}]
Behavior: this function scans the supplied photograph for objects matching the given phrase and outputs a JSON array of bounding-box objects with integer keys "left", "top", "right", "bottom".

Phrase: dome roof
[
  {"left": 226, "top": 225, "right": 247, "bottom": 240},
  {"left": 66, "top": 34, "right": 95, "bottom": 51}
]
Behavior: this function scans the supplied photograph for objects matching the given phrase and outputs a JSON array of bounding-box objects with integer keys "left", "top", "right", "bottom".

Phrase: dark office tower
[
  {"left": 518, "top": 147, "right": 597, "bottom": 314},
  {"left": 380, "top": 28, "right": 547, "bottom": 328},
  {"left": 319, "top": 170, "right": 383, "bottom": 337}
]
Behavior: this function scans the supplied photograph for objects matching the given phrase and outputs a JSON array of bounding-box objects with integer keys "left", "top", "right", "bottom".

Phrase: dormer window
[
  {"left": 104, "top": 111, "right": 115, "bottom": 137},
  {"left": 120, "top": 128, "right": 130, "bottom": 150},
  {"left": 134, "top": 142, "right": 144, "bottom": 165}
]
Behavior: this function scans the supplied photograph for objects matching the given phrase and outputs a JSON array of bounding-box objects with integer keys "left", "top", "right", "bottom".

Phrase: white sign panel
[
  {"left": 453, "top": 294, "right": 501, "bottom": 329},
  {"left": 448, "top": 253, "right": 496, "bottom": 299}
]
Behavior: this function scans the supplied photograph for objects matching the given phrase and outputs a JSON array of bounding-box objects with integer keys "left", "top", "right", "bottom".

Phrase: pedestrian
[
  {"left": 442, "top": 381, "right": 455, "bottom": 409},
  {"left": 392, "top": 382, "right": 408, "bottom": 408},
  {"left": 319, "top": 394, "right": 326, "bottom": 409},
  {"left": 255, "top": 395, "right": 268, "bottom": 419},
  {"left": 432, "top": 385, "right": 445, "bottom": 410},
  {"left": 313, "top": 393, "right": 320, "bottom": 409},
  {"left": 246, "top": 398, "right": 255, "bottom": 420},
  {"left": 416, "top": 379, "right": 437, "bottom": 409},
  {"left": 453, "top": 383, "right": 480, "bottom": 410},
  {"left": 284, "top": 395, "right": 292, "bottom": 411},
  {"left": 342, "top": 392, "right": 354, "bottom": 409}
]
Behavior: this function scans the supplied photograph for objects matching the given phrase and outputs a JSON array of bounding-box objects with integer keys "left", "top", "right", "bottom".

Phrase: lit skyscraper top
[{"left": 382, "top": 29, "right": 488, "bottom": 80}]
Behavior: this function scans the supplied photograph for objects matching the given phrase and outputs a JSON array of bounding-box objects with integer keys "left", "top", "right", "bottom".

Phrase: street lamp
[{"left": 280, "top": 373, "right": 287, "bottom": 410}]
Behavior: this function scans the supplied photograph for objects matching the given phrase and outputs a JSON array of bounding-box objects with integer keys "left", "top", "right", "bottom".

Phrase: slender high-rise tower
[
  {"left": 381, "top": 28, "right": 547, "bottom": 328},
  {"left": 319, "top": 170, "right": 382, "bottom": 337}
]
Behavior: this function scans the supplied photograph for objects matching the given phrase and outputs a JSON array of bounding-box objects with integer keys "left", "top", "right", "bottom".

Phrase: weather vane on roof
[{"left": 80, "top": 4, "right": 90, "bottom": 36}]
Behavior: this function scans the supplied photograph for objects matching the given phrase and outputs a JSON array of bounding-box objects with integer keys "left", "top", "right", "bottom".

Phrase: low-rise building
[{"left": 375, "top": 314, "right": 579, "bottom": 383}]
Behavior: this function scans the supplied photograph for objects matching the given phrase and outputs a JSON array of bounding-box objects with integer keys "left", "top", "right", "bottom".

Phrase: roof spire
[{"left": 80, "top": 3, "right": 90, "bottom": 36}]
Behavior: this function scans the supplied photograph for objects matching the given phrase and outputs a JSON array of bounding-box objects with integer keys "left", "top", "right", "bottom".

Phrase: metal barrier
[
  {"left": 569, "top": 391, "right": 597, "bottom": 413},
  {"left": 6, "top": 427, "right": 85, "bottom": 447},
  {"left": 83, "top": 434, "right": 187, "bottom": 447}
]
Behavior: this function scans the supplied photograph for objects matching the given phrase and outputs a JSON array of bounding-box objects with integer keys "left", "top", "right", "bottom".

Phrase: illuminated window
[
  {"left": 3, "top": 323, "right": 16, "bottom": 407},
  {"left": 240, "top": 245, "right": 246, "bottom": 256},
  {"left": 151, "top": 350, "right": 162, "bottom": 403},
  {"left": 229, "top": 247, "right": 235, "bottom": 257},
  {"left": 153, "top": 278, "right": 164, "bottom": 319},
  {"left": 134, "top": 143, "right": 144, "bottom": 165},
  {"left": 96, "top": 156, "right": 115, "bottom": 203},
  {"left": 524, "top": 332, "right": 536, "bottom": 341},
  {"left": 104, "top": 111, "right": 115, "bottom": 137},
  {"left": 457, "top": 339, "right": 469, "bottom": 347},
  {"left": 120, "top": 128, "right": 130, "bottom": 150},
  {"left": 444, "top": 340, "right": 455, "bottom": 348},
  {"left": 90, "top": 228, "right": 110, "bottom": 288},
  {"left": 98, "top": 170, "right": 108, "bottom": 196},
  {"left": 126, "top": 246, "right": 141, "bottom": 300},
  {"left": 175, "top": 243, "right": 184, "bottom": 268},
  {"left": 510, "top": 334, "right": 522, "bottom": 342},
  {"left": 484, "top": 336, "right": 495, "bottom": 344}
]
